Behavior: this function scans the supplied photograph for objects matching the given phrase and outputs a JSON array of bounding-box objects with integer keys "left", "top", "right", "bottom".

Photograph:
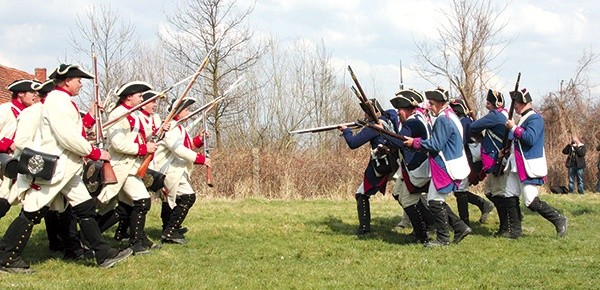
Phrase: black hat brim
[
  {"left": 424, "top": 90, "right": 448, "bottom": 102},
  {"left": 7, "top": 80, "right": 37, "bottom": 92},
  {"left": 49, "top": 64, "right": 94, "bottom": 80}
]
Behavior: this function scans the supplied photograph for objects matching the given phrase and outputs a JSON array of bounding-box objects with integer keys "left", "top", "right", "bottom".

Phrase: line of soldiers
[
  {"left": 0, "top": 64, "right": 211, "bottom": 274},
  {"left": 340, "top": 86, "right": 568, "bottom": 247}
]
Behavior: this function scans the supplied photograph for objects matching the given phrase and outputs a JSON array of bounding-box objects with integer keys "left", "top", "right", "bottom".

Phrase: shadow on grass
[{"left": 312, "top": 215, "right": 419, "bottom": 245}]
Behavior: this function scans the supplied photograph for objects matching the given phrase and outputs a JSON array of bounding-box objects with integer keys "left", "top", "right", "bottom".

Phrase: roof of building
[{"left": 0, "top": 64, "right": 39, "bottom": 104}]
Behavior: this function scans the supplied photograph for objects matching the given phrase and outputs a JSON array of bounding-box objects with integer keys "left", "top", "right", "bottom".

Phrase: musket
[
  {"left": 399, "top": 59, "right": 404, "bottom": 90},
  {"left": 454, "top": 76, "right": 477, "bottom": 121},
  {"left": 202, "top": 110, "right": 213, "bottom": 187},
  {"left": 91, "top": 44, "right": 117, "bottom": 185},
  {"left": 493, "top": 72, "right": 521, "bottom": 176},
  {"left": 289, "top": 122, "right": 361, "bottom": 134},
  {"left": 347, "top": 66, "right": 380, "bottom": 123},
  {"left": 102, "top": 74, "right": 194, "bottom": 131},
  {"left": 172, "top": 96, "right": 225, "bottom": 128},
  {"left": 136, "top": 41, "right": 219, "bottom": 178},
  {"left": 356, "top": 119, "right": 407, "bottom": 141},
  {"left": 172, "top": 75, "right": 246, "bottom": 128}
]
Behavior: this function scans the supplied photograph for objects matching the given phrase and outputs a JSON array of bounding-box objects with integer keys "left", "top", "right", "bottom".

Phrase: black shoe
[
  {"left": 0, "top": 258, "right": 35, "bottom": 274},
  {"left": 142, "top": 236, "right": 162, "bottom": 251},
  {"left": 556, "top": 216, "right": 568, "bottom": 238},
  {"left": 130, "top": 242, "right": 151, "bottom": 256},
  {"left": 161, "top": 232, "right": 187, "bottom": 245},
  {"left": 479, "top": 201, "right": 494, "bottom": 223},
  {"left": 178, "top": 227, "right": 188, "bottom": 235},
  {"left": 453, "top": 227, "right": 472, "bottom": 244},
  {"left": 98, "top": 248, "right": 133, "bottom": 268}
]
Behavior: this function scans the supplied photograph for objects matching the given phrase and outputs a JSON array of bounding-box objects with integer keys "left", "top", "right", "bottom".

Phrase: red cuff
[
  {"left": 0, "top": 137, "right": 13, "bottom": 153},
  {"left": 82, "top": 113, "right": 96, "bottom": 129},
  {"left": 137, "top": 144, "right": 148, "bottom": 156},
  {"left": 193, "top": 135, "right": 204, "bottom": 148},
  {"left": 514, "top": 126, "right": 524, "bottom": 139},
  {"left": 413, "top": 137, "right": 423, "bottom": 150},
  {"left": 194, "top": 153, "right": 206, "bottom": 165},
  {"left": 86, "top": 146, "right": 102, "bottom": 161}
]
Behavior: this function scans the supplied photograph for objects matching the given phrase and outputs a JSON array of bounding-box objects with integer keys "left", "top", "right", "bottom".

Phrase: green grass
[{"left": 1, "top": 193, "right": 599, "bottom": 289}]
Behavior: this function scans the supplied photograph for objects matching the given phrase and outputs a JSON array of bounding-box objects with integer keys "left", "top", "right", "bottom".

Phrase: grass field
[{"left": 0, "top": 193, "right": 598, "bottom": 289}]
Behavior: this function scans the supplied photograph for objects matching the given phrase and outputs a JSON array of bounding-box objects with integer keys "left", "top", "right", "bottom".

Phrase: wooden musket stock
[
  {"left": 136, "top": 41, "right": 219, "bottom": 178},
  {"left": 288, "top": 122, "right": 361, "bottom": 134},
  {"left": 202, "top": 110, "right": 213, "bottom": 187},
  {"left": 347, "top": 66, "right": 380, "bottom": 123},
  {"left": 356, "top": 119, "right": 407, "bottom": 141},
  {"left": 91, "top": 45, "right": 117, "bottom": 185},
  {"left": 493, "top": 72, "right": 521, "bottom": 176}
]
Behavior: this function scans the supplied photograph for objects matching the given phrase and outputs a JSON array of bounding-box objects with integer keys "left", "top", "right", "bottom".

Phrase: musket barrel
[{"left": 289, "top": 122, "right": 360, "bottom": 134}]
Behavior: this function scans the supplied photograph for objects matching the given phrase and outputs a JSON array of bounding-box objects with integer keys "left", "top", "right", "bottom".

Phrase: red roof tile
[{"left": 0, "top": 64, "right": 47, "bottom": 104}]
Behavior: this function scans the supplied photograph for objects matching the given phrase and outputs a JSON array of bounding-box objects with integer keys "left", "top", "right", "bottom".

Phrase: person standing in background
[{"left": 562, "top": 136, "right": 586, "bottom": 194}]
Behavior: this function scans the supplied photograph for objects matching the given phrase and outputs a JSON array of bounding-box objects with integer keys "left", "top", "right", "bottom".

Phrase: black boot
[
  {"left": 162, "top": 194, "right": 196, "bottom": 244},
  {"left": 528, "top": 197, "right": 568, "bottom": 237},
  {"left": 129, "top": 198, "right": 152, "bottom": 255},
  {"left": 73, "top": 199, "right": 132, "bottom": 267},
  {"left": 44, "top": 210, "right": 63, "bottom": 252},
  {"left": 97, "top": 209, "right": 119, "bottom": 233},
  {"left": 454, "top": 191, "right": 470, "bottom": 226},
  {"left": 466, "top": 191, "right": 494, "bottom": 223},
  {"left": 161, "top": 201, "right": 172, "bottom": 232},
  {"left": 491, "top": 196, "right": 508, "bottom": 237},
  {"left": 60, "top": 206, "right": 90, "bottom": 261},
  {"left": 445, "top": 203, "right": 472, "bottom": 244},
  {"left": 425, "top": 201, "right": 451, "bottom": 247},
  {"left": 355, "top": 194, "right": 371, "bottom": 236},
  {"left": 0, "top": 210, "right": 44, "bottom": 274},
  {"left": 403, "top": 204, "right": 428, "bottom": 243},
  {"left": 505, "top": 197, "right": 522, "bottom": 239},
  {"left": 0, "top": 197, "right": 10, "bottom": 219},
  {"left": 114, "top": 202, "right": 132, "bottom": 242},
  {"left": 420, "top": 199, "right": 436, "bottom": 238}
]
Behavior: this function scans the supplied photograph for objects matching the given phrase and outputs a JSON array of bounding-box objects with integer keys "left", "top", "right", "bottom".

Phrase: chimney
[{"left": 34, "top": 68, "right": 47, "bottom": 81}]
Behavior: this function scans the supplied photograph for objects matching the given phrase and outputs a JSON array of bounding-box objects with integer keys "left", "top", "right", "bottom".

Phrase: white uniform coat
[
  {"left": 19, "top": 89, "right": 97, "bottom": 212},
  {"left": 96, "top": 104, "right": 149, "bottom": 205},
  {"left": 153, "top": 121, "right": 203, "bottom": 208}
]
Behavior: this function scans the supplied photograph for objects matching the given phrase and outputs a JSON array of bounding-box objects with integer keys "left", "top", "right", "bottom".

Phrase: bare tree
[
  {"left": 69, "top": 4, "right": 140, "bottom": 111},
  {"left": 539, "top": 50, "right": 599, "bottom": 189},
  {"left": 413, "top": 0, "right": 509, "bottom": 116},
  {"left": 160, "top": 0, "right": 265, "bottom": 149}
]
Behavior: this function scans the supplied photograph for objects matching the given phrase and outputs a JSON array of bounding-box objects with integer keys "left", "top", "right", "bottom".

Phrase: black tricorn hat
[
  {"left": 424, "top": 88, "right": 450, "bottom": 102},
  {"left": 32, "top": 80, "right": 55, "bottom": 95},
  {"left": 391, "top": 89, "right": 421, "bottom": 109},
  {"left": 49, "top": 64, "right": 94, "bottom": 80},
  {"left": 511, "top": 88, "right": 532, "bottom": 104},
  {"left": 141, "top": 90, "right": 162, "bottom": 102},
  {"left": 7, "top": 79, "right": 37, "bottom": 92},
  {"left": 449, "top": 99, "right": 468, "bottom": 116},
  {"left": 486, "top": 89, "right": 504, "bottom": 108},
  {"left": 116, "top": 81, "right": 153, "bottom": 98},
  {"left": 169, "top": 97, "right": 196, "bottom": 115}
]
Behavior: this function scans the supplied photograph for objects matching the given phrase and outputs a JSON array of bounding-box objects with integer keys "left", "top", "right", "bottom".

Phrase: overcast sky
[{"left": 1, "top": 0, "right": 599, "bottom": 106}]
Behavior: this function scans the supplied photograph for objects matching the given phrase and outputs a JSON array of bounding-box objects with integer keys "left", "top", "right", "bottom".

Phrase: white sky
[{"left": 1, "top": 0, "right": 599, "bottom": 107}]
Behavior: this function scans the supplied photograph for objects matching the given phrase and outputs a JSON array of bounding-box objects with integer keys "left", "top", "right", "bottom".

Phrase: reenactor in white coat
[
  {"left": 0, "top": 64, "right": 132, "bottom": 274},
  {"left": 0, "top": 80, "right": 38, "bottom": 219},
  {"left": 106, "top": 90, "right": 166, "bottom": 242},
  {"left": 153, "top": 98, "right": 211, "bottom": 244},
  {"left": 96, "top": 81, "right": 160, "bottom": 254}
]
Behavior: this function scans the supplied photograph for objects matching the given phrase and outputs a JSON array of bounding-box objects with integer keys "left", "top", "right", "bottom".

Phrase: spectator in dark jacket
[{"left": 562, "top": 136, "right": 586, "bottom": 194}]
